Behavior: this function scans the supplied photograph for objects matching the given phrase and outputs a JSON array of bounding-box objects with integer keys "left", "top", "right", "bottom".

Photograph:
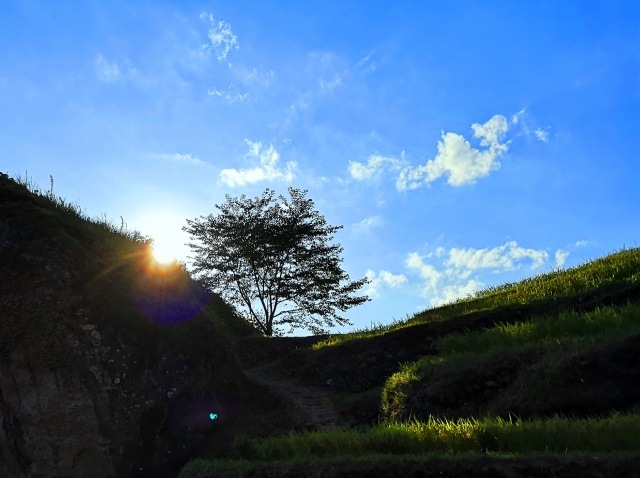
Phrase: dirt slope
[{"left": 244, "top": 364, "right": 346, "bottom": 430}]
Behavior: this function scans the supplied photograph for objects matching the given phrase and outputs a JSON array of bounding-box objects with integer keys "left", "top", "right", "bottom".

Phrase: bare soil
[{"left": 244, "top": 364, "right": 346, "bottom": 430}]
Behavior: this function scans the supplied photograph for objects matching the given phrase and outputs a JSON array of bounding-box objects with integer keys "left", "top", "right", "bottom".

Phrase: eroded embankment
[{"left": 244, "top": 364, "right": 346, "bottom": 430}]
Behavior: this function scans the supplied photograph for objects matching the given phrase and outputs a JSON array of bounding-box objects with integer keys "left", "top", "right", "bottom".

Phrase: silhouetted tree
[{"left": 184, "top": 188, "right": 369, "bottom": 336}]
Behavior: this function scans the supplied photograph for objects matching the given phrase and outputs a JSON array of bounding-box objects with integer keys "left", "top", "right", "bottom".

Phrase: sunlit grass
[
  {"left": 312, "top": 317, "right": 408, "bottom": 349},
  {"left": 314, "top": 247, "right": 640, "bottom": 348},
  {"left": 435, "top": 302, "right": 640, "bottom": 356},
  {"left": 381, "top": 302, "right": 640, "bottom": 420},
  {"left": 222, "top": 414, "right": 640, "bottom": 461}
]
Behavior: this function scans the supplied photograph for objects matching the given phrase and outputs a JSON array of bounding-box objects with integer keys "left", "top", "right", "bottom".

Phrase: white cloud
[
  {"left": 219, "top": 140, "right": 296, "bottom": 187},
  {"left": 406, "top": 252, "right": 441, "bottom": 293},
  {"left": 95, "top": 55, "right": 120, "bottom": 82},
  {"left": 534, "top": 128, "right": 550, "bottom": 142},
  {"left": 446, "top": 240, "right": 549, "bottom": 276},
  {"left": 510, "top": 109, "right": 526, "bottom": 125},
  {"left": 364, "top": 269, "right": 408, "bottom": 298},
  {"left": 555, "top": 249, "right": 569, "bottom": 268},
  {"left": 396, "top": 115, "right": 509, "bottom": 190},
  {"left": 349, "top": 153, "right": 404, "bottom": 180},
  {"left": 435, "top": 280, "right": 484, "bottom": 307},
  {"left": 200, "top": 12, "right": 238, "bottom": 61},
  {"left": 406, "top": 240, "right": 553, "bottom": 306},
  {"left": 574, "top": 240, "right": 588, "bottom": 247}
]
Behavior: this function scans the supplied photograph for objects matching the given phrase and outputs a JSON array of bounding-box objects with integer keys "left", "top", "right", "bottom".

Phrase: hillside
[
  {"left": 0, "top": 172, "right": 261, "bottom": 477},
  {"left": 2, "top": 171, "right": 640, "bottom": 478},
  {"left": 184, "top": 247, "right": 640, "bottom": 477}
]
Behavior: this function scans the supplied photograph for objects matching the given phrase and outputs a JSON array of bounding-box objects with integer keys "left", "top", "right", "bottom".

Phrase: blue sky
[{"left": 2, "top": 1, "right": 639, "bottom": 333}]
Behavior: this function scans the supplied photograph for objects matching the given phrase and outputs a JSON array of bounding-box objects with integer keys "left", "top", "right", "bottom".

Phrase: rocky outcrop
[
  {"left": 0, "top": 173, "right": 243, "bottom": 477},
  {"left": 0, "top": 349, "right": 114, "bottom": 478}
]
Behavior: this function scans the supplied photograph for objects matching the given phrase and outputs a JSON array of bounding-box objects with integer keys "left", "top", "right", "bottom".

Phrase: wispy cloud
[
  {"left": 208, "top": 85, "right": 250, "bottom": 104},
  {"left": 95, "top": 55, "right": 120, "bottom": 83},
  {"left": 406, "top": 240, "right": 561, "bottom": 306},
  {"left": 352, "top": 216, "right": 384, "bottom": 234},
  {"left": 512, "top": 109, "right": 551, "bottom": 142},
  {"left": 155, "top": 153, "right": 207, "bottom": 166},
  {"left": 364, "top": 269, "right": 408, "bottom": 298},
  {"left": 219, "top": 140, "right": 297, "bottom": 187},
  {"left": 397, "top": 115, "right": 510, "bottom": 190},
  {"left": 200, "top": 12, "right": 238, "bottom": 61},
  {"left": 534, "top": 128, "right": 550, "bottom": 142},
  {"left": 349, "top": 153, "right": 404, "bottom": 180}
]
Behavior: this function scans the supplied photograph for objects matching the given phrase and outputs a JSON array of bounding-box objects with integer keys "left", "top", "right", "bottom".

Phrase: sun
[
  {"left": 133, "top": 208, "right": 190, "bottom": 266},
  {"left": 151, "top": 238, "right": 177, "bottom": 265}
]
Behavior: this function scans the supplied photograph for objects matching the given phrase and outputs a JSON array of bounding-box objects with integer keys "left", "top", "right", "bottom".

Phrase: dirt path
[{"left": 244, "top": 365, "right": 346, "bottom": 430}]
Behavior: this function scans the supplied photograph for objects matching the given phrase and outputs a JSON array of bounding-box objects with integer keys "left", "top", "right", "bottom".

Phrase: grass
[
  {"left": 183, "top": 413, "right": 640, "bottom": 466},
  {"left": 10, "top": 171, "right": 150, "bottom": 244},
  {"left": 175, "top": 238, "right": 640, "bottom": 476},
  {"left": 0, "top": 171, "right": 252, "bottom": 366},
  {"left": 435, "top": 302, "right": 640, "bottom": 356},
  {"left": 314, "top": 247, "right": 640, "bottom": 348},
  {"left": 380, "top": 301, "right": 640, "bottom": 421}
]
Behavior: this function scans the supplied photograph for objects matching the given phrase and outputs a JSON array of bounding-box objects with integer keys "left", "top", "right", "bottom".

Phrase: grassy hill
[
  {"left": 0, "top": 172, "right": 296, "bottom": 477},
  {"left": 182, "top": 247, "right": 640, "bottom": 477},
  {"left": 3, "top": 171, "right": 639, "bottom": 477}
]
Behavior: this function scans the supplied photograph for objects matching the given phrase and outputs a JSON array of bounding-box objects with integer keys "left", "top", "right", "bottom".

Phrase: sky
[{"left": 2, "top": 1, "right": 639, "bottom": 334}]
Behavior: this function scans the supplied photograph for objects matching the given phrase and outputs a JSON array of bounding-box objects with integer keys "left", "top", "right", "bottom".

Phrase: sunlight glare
[
  {"left": 134, "top": 208, "right": 190, "bottom": 265},
  {"left": 152, "top": 238, "right": 177, "bottom": 264}
]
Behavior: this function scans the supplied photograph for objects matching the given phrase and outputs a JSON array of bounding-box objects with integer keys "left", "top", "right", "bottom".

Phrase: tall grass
[
  {"left": 314, "top": 247, "right": 640, "bottom": 348},
  {"left": 230, "top": 414, "right": 640, "bottom": 460},
  {"left": 11, "top": 172, "right": 149, "bottom": 243},
  {"left": 409, "top": 247, "right": 640, "bottom": 325},
  {"left": 435, "top": 302, "right": 640, "bottom": 356},
  {"left": 312, "top": 317, "right": 409, "bottom": 349},
  {"left": 381, "top": 302, "right": 640, "bottom": 420}
]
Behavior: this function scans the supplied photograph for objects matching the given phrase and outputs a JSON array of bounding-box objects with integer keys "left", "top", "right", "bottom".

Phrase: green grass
[
  {"left": 380, "top": 302, "right": 640, "bottom": 420},
  {"left": 314, "top": 247, "right": 640, "bottom": 348},
  {"left": 189, "top": 414, "right": 640, "bottom": 464},
  {"left": 435, "top": 302, "right": 640, "bottom": 356}
]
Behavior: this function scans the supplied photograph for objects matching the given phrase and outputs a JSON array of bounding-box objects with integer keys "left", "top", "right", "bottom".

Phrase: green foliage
[{"left": 184, "top": 187, "right": 369, "bottom": 336}]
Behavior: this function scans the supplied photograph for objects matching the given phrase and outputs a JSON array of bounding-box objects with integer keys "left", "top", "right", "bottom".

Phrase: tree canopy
[{"left": 183, "top": 188, "right": 369, "bottom": 336}]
